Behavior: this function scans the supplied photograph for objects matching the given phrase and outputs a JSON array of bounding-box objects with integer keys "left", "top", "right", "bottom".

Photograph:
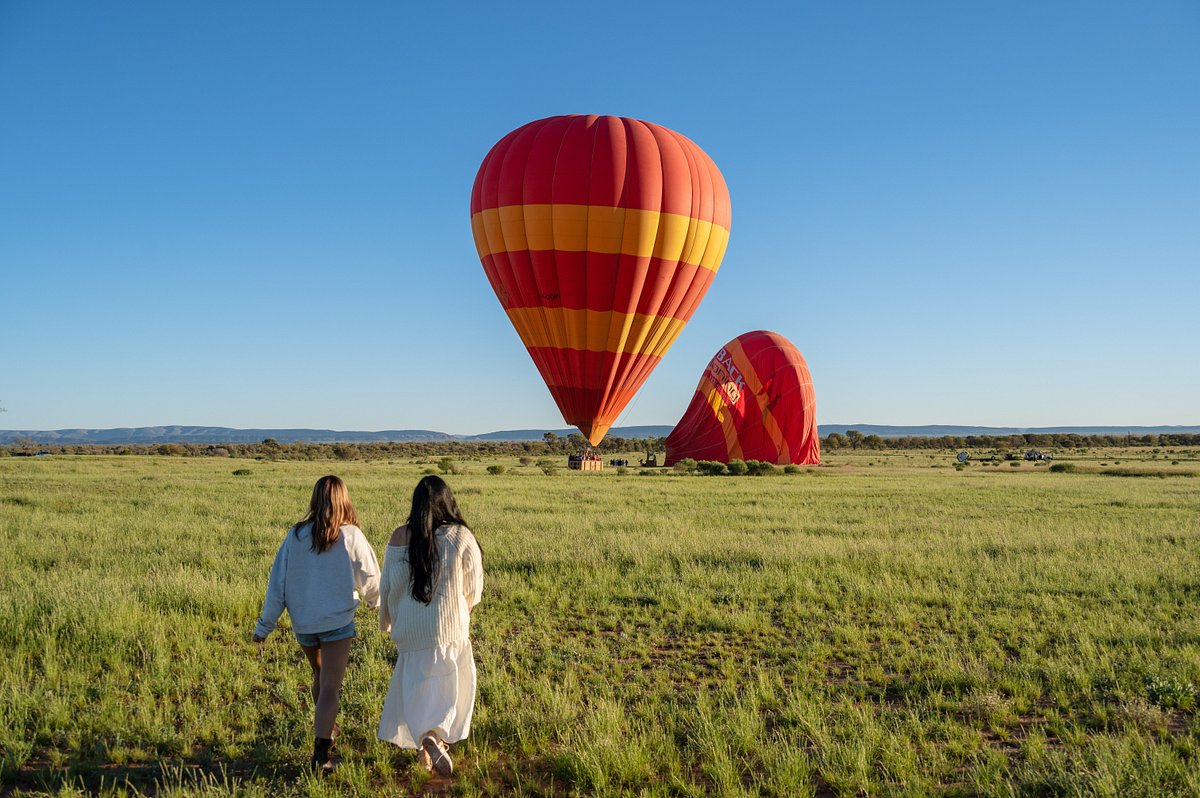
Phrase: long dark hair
[
  {"left": 296, "top": 475, "right": 358, "bottom": 553},
  {"left": 407, "top": 475, "right": 468, "bottom": 604}
]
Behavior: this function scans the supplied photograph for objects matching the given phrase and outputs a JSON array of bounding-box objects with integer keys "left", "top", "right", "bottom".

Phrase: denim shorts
[{"left": 294, "top": 621, "right": 356, "bottom": 648}]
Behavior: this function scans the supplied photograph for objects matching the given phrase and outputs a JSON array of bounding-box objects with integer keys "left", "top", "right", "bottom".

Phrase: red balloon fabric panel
[
  {"left": 471, "top": 115, "right": 732, "bottom": 445},
  {"left": 665, "top": 331, "right": 820, "bottom": 465}
]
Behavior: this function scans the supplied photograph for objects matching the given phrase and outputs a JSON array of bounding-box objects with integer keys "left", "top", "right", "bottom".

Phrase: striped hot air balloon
[
  {"left": 470, "top": 115, "right": 732, "bottom": 445},
  {"left": 665, "top": 331, "right": 820, "bottom": 466}
]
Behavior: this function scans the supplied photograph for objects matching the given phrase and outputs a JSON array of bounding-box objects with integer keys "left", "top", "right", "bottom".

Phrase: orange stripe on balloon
[
  {"left": 506, "top": 307, "right": 687, "bottom": 357},
  {"left": 471, "top": 204, "right": 729, "bottom": 272}
]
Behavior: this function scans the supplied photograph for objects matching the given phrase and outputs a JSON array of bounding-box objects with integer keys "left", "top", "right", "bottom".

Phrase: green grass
[{"left": 1, "top": 451, "right": 1198, "bottom": 796}]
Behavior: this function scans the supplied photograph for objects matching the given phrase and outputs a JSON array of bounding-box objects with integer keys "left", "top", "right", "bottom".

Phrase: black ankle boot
[{"left": 310, "top": 736, "right": 334, "bottom": 774}]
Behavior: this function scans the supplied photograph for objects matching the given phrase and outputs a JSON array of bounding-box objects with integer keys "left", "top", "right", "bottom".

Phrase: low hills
[{"left": 2, "top": 424, "right": 1197, "bottom": 445}]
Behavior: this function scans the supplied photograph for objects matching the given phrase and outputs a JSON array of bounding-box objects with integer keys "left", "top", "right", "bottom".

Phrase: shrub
[
  {"left": 421, "top": 467, "right": 438, "bottom": 475},
  {"left": 437, "top": 457, "right": 456, "bottom": 475},
  {"left": 672, "top": 458, "right": 697, "bottom": 474},
  {"left": 784, "top": 465, "right": 801, "bottom": 474},
  {"left": 541, "top": 466, "right": 558, "bottom": 476},
  {"left": 745, "top": 460, "right": 779, "bottom": 476},
  {"left": 726, "top": 459, "right": 748, "bottom": 476},
  {"left": 519, "top": 457, "right": 533, "bottom": 467},
  {"left": 696, "top": 461, "right": 727, "bottom": 476},
  {"left": 616, "top": 467, "right": 628, "bottom": 476},
  {"left": 232, "top": 469, "right": 252, "bottom": 476},
  {"left": 1049, "top": 463, "right": 1076, "bottom": 473},
  {"left": 486, "top": 465, "right": 505, "bottom": 475}
]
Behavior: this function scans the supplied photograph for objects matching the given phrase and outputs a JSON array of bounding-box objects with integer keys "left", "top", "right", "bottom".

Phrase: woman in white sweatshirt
[
  {"left": 253, "top": 474, "right": 381, "bottom": 772},
  {"left": 378, "top": 475, "right": 483, "bottom": 777}
]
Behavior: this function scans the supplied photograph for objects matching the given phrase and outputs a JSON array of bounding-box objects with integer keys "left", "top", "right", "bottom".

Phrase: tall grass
[{"left": 1, "top": 452, "right": 1197, "bottom": 796}]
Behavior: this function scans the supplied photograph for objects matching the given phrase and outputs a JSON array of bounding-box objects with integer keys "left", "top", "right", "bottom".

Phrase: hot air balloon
[
  {"left": 665, "top": 331, "right": 820, "bottom": 465},
  {"left": 470, "top": 115, "right": 731, "bottom": 445}
]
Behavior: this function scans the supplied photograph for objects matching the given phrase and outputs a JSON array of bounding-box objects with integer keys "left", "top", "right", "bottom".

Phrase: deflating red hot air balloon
[
  {"left": 470, "top": 115, "right": 732, "bottom": 445},
  {"left": 665, "top": 331, "right": 820, "bottom": 466}
]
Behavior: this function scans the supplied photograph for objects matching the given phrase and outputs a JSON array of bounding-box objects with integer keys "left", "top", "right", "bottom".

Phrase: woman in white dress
[{"left": 378, "top": 475, "right": 483, "bottom": 776}]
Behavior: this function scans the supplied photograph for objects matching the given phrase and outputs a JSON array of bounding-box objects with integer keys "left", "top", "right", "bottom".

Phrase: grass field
[{"left": 1, "top": 450, "right": 1198, "bottom": 797}]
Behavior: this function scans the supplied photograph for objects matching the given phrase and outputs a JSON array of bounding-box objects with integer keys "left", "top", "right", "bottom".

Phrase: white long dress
[{"left": 377, "top": 524, "right": 483, "bottom": 748}]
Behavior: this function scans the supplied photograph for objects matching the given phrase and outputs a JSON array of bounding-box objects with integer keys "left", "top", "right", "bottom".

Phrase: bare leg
[
  {"left": 300, "top": 644, "right": 322, "bottom": 707},
  {"left": 312, "top": 637, "right": 353, "bottom": 739}
]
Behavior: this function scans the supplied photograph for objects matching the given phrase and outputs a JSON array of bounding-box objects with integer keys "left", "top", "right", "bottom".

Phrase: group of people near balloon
[{"left": 253, "top": 474, "right": 481, "bottom": 776}]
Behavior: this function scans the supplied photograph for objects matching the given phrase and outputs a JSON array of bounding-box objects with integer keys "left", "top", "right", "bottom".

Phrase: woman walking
[
  {"left": 253, "top": 475, "right": 381, "bottom": 772},
  {"left": 378, "top": 475, "right": 483, "bottom": 776}
]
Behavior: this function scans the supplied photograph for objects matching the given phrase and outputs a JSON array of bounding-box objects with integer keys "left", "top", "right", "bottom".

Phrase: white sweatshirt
[{"left": 254, "top": 523, "right": 381, "bottom": 639}]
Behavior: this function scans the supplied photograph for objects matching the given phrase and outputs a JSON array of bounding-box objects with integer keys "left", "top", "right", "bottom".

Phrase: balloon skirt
[{"left": 378, "top": 641, "right": 477, "bottom": 748}]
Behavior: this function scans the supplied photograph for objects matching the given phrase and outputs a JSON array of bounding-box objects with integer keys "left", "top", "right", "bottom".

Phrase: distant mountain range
[{"left": 2, "top": 424, "right": 1197, "bottom": 446}]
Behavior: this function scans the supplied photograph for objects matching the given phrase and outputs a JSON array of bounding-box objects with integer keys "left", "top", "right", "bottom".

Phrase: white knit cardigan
[{"left": 379, "top": 524, "right": 483, "bottom": 652}]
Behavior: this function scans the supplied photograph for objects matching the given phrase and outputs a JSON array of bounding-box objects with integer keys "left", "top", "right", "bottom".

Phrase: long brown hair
[
  {"left": 407, "top": 475, "right": 469, "bottom": 604},
  {"left": 296, "top": 475, "right": 359, "bottom": 553}
]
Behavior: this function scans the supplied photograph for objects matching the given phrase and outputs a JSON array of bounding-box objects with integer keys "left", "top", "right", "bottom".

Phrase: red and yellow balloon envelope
[
  {"left": 665, "top": 331, "right": 820, "bottom": 466},
  {"left": 470, "top": 115, "right": 731, "bottom": 445}
]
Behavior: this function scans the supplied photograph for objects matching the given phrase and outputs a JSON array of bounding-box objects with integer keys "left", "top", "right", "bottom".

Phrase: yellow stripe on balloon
[
  {"left": 707, "top": 385, "right": 744, "bottom": 461},
  {"left": 471, "top": 204, "right": 730, "bottom": 272},
  {"left": 505, "top": 306, "right": 687, "bottom": 355},
  {"left": 723, "top": 338, "right": 790, "bottom": 462}
]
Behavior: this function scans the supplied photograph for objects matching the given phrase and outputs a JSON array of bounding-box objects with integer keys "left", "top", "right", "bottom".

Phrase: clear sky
[{"left": 2, "top": 1, "right": 1197, "bottom": 434}]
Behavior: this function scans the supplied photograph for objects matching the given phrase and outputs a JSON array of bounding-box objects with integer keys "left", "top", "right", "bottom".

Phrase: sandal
[{"left": 420, "top": 734, "right": 453, "bottom": 777}]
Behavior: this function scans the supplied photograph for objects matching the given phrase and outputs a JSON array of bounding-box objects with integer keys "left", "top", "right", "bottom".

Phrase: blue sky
[{"left": 2, "top": 1, "right": 1197, "bottom": 433}]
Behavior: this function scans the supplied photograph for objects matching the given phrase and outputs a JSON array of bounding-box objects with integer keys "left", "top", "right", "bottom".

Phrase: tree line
[
  {"left": 825, "top": 431, "right": 1200, "bottom": 450},
  {"left": 3, "top": 431, "right": 1197, "bottom": 460}
]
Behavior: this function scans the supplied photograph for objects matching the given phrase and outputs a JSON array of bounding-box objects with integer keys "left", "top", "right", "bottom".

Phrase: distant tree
[
  {"left": 542, "top": 432, "right": 558, "bottom": 445},
  {"left": 825, "top": 432, "right": 848, "bottom": 449},
  {"left": 845, "top": 429, "right": 864, "bottom": 450}
]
